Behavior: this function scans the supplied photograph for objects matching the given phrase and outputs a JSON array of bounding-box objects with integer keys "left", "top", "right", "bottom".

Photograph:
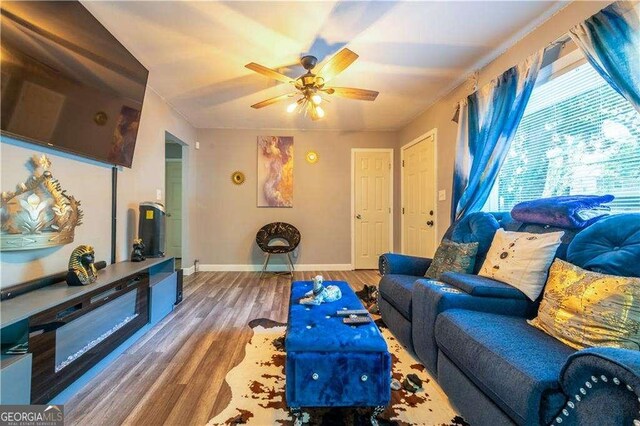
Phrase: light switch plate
[
  {"left": 438, "top": 190, "right": 447, "bottom": 201},
  {"left": 156, "top": 189, "right": 162, "bottom": 200},
  {"left": 195, "top": 141, "right": 200, "bottom": 149}
]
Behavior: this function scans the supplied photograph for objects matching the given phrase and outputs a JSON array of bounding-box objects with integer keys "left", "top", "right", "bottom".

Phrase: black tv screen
[{"left": 0, "top": 1, "right": 148, "bottom": 168}]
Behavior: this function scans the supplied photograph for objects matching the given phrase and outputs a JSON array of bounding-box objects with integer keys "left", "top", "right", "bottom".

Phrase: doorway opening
[
  {"left": 351, "top": 148, "right": 394, "bottom": 270},
  {"left": 401, "top": 129, "right": 438, "bottom": 258},
  {"left": 165, "top": 133, "right": 185, "bottom": 268}
]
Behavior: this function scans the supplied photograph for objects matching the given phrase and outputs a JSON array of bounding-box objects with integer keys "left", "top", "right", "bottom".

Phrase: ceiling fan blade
[
  {"left": 316, "top": 48, "right": 359, "bottom": 83},
  {"left": 245, "top": 62, "right": 294, "bottom": 84},
  {"left": 250, "top": 93, "right": 296, "bottom": 109},
  {"left": 325, "top": 87, "right": 379, "bottom": 101}
]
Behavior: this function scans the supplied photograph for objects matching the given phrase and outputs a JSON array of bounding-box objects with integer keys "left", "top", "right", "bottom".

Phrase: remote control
[
  {"left": 343, "top": 316, "right": 372, "bottom": 325},
  {"left": 336, "top": 309, "right": 369, "bottom": 317}
]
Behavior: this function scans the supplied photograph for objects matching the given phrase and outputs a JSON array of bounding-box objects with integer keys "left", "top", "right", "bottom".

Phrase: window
[{"left": 488, "top": 59, "right": 640, "bottom": 213}]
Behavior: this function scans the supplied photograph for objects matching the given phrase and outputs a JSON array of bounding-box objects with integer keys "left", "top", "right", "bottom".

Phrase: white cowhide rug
[{"left": 208, "top": 318, "right": 467, "bottom": 426}]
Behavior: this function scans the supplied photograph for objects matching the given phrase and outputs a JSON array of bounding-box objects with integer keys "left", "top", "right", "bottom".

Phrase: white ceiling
[{"left": 82, "top": 1, "right": 566, "bottom": 131}]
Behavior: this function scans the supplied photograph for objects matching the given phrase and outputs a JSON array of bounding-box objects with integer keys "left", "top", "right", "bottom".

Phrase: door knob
[
  {"left": 426, "top": 220, "right": 434, "bottom": 227},
  {"left": 356, "top": 214, "right": 362, "bottom": 219},
  {"left": 429, "top": 210, "right": 434, "bottom": 216}
]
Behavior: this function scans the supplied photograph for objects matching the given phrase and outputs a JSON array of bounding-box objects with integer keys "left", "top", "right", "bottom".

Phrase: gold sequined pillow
[
  {"left": 425, "top": 239, "right": 479, "bottom": 280},
  {"left": 529, "top": 259, "right": 640, "bottom": 350}
]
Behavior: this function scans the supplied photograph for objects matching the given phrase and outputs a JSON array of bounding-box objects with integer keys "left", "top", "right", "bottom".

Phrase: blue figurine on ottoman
[{"left": 286, "top": 279, "right": 391, "bottom": 425}]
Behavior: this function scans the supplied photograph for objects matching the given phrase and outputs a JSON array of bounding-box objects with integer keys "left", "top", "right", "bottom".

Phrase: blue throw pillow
[
  {"left": 451, "top": 212, "right": 500, "bottom": 261},
  {"left": 567, "top": 213, "right": 640, "bottom": 278}
]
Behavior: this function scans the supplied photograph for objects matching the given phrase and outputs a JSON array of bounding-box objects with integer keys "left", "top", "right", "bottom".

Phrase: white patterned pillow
[{"left": 478, "top": 229, "right": 564, "bottom": 300}]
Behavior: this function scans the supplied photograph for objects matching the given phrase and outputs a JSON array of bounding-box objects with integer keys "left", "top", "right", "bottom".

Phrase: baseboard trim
[
  {"left": 197, "top": 264, "right": 353, "bottom": 272},
  {"left": 182, "top": 265, "right": 195, "bottom": 276}
]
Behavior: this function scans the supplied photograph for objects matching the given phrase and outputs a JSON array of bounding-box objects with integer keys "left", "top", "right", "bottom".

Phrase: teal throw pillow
[{"left": 425, "top": 239, "right": 479, "bottom": 280}]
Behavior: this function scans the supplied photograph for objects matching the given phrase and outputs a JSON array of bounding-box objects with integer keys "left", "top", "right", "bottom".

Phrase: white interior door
[
  {"left": 402, "top": 134, "right": 437, "bottom": 258},
  {"left": 165, "top": 160, "right": 182, "bottom": 258},
  {"left": 354, "top": 151, "right": 391, "bottom": 269}
]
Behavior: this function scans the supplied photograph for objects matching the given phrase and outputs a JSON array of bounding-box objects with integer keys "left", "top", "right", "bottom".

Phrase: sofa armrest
[
  {"left": 555, "top": 347, "right": 640, "bottom": 425},
  {"left": 378, "top": 253, "right": 432, "bottom": 276},
  {"left": 439, "top": 272, "right": 528, "bottom": 300}
]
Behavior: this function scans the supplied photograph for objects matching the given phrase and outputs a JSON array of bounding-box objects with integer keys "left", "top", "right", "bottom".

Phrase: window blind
[{"left": 491, "top": 62, "right": 640, "bottom": 213}]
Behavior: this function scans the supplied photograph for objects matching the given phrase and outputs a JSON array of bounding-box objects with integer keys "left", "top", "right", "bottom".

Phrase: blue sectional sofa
[{"left": 378, "top": 212, "right": 640, "bottom": 425}]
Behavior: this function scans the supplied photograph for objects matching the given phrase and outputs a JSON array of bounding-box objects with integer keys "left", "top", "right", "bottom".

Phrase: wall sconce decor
[
  {"left": 231, "top": 171, "right": 246, "bottom": 185},
  {"left": 305, "top": 151, "right": 319, "bottom": 164}
]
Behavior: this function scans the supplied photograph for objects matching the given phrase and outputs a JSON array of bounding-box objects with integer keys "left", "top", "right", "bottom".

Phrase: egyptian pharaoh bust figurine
[
  {"left": 131, "top": 238, "right": 146, "bottom": 262},
  {"left": 66, "top": 244, "right": 98, "bottom": 286}
]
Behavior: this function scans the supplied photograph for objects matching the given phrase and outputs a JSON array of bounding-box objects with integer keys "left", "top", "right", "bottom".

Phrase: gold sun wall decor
[
  {"left": 305, "top": 151, "right": 319, "bottom": 164},
  {"left": 231, "top": 171, "right": 246, "bottom": 185}
]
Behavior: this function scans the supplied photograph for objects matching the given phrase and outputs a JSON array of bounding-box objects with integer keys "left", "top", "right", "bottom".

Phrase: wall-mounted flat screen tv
[{"left": 0, "top": 1, "right": 148, "bottom": 168}]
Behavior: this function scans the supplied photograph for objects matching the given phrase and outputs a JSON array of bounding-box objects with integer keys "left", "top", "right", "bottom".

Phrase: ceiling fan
[{"left": 245, "top": 48, "right": 379, "bottom": 121}]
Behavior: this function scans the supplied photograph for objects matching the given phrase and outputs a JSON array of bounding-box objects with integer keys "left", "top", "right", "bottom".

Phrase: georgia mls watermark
[{"left": 0, "top": 405, "right": 63, "bottom": 426}]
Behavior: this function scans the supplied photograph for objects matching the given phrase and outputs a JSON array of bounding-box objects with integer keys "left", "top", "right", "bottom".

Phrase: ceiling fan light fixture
[
  {"left": 301, "top": 74, "right": 315, "bottom": 86},
  {"left": 246, "top": 48, "right": 378, "bottom": 122},
  {"left": 286, "top": 102, "right": 298, "bottom": 113}
]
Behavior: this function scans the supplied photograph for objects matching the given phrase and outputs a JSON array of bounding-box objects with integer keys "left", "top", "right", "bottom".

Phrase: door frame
[
  {"left": 400, "top": 128, "right": 438, "bottom": 255},
  {"left": 165, "top": 158, "right": 182, "bottom": 257},
  {"left": 350, "top": 148, "right": 394, "bottom": 270},
  {"left": 165, "top": 132, "right": 188, "bottom": 264}
]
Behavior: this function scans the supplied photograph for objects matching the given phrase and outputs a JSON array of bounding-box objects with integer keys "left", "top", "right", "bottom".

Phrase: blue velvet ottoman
[{"left": 286, "top": 280, "right": 391, "bottom": 421}]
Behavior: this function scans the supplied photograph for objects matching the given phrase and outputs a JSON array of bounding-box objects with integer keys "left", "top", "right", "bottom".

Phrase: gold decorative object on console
[
  {"left": 231, "top": 171, "right": 246, "bottom": 185},
  {"left": 66, "top": 244, "right": 98, "bottom": 286},
  {"left": 305, "top": 151, "right": 319, "bottom": 164},
  {"left": 1, "top": 155, "right": 83, "bottom": 251}
]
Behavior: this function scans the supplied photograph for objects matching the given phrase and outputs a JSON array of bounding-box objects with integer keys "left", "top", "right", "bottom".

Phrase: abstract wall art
[
  {"left": 108, "top": 105, "right": 141, "bottom": 167},
  {"left": 257, "top": 136, "right": 293, "bottom": 207}
]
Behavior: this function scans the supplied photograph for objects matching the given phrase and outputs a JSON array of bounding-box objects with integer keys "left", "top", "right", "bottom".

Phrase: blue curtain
[
  {"left": 451, "top": 51, "right": 543, "bottom": 222},
  {"left": 569, "top": 0, "right": 640, "bottom": 113}
]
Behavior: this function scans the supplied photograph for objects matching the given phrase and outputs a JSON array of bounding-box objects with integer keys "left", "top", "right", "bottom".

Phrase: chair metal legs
[
  {"left": 286, "top": 253, "right": 295, "bottom": 273},
  {"left": 259, "top": 253, "right": 271, "bottom": 280},
  {"left": 259, "top": 252, "right": 294, "bottom": 280}
]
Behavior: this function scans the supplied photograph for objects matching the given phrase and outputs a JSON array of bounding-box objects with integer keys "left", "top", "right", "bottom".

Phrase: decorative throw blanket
[{"left": 511, "top": 195, "right": 614, "bottom": 229}]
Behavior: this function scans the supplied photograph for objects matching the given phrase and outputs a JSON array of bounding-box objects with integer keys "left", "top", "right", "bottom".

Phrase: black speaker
[
  {"left": 175, "top": 269, "right": 183, "bottom": 304},
  {"left": 138, "top": 202, "right": 166, "bottom": 257}
]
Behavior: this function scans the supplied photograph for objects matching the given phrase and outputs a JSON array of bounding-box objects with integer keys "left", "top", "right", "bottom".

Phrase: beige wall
[
  {"left": 194, "top": 129, "right": 399, "bottom": 267},
  {"left": 0, "top": 86, "right": 197, "bottom": 288},
  {"left": 0, "top": 141, "right": 112, "bottom": 287},
  {"left": 398, "top": 1, "right": 610, "bottom": 239},
  {"left": 115, "top": 88, "right": 197, "bottom": 266}
]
